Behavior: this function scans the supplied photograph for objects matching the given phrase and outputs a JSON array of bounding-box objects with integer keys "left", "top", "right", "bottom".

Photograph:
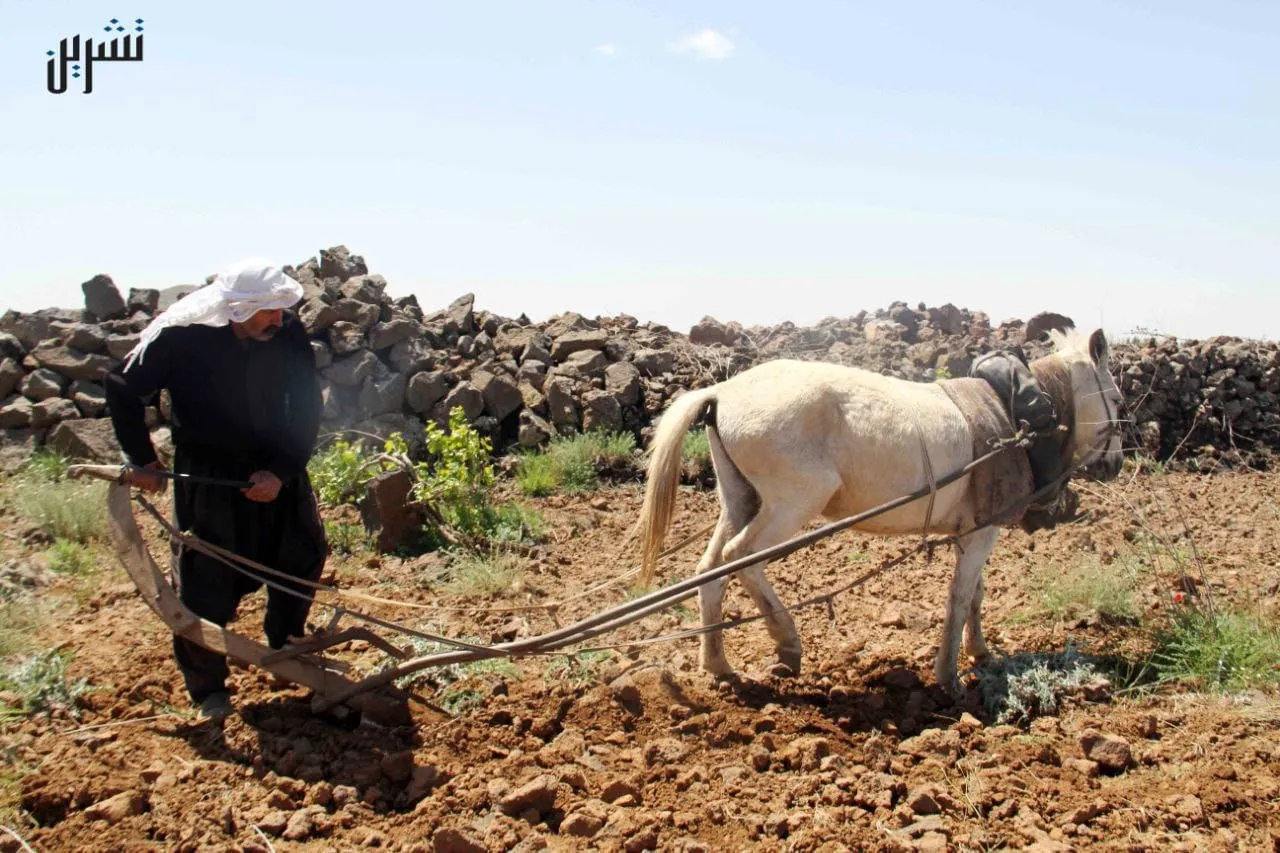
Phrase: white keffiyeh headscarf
[{"left": 123, "top": 257, "right": 304, "bottom": 370}]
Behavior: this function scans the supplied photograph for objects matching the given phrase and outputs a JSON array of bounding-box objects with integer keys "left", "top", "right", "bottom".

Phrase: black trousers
[{"left": 168, "top": 449, "right": 328, "bottom": 703}]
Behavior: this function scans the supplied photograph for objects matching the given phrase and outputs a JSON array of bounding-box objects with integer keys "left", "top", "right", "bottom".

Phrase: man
[{"left": 103, "top": 258, "right": 328, "bottom": 721}]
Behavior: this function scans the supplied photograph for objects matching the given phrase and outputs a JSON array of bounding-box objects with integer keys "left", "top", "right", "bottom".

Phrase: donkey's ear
[{"left": 1088, "top": 328, "right": 1109, "bottom": 365}]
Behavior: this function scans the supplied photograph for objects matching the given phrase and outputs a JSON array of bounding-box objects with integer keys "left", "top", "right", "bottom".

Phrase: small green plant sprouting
[
  {"left": 545, "top": 650, "right": 611, "bottom": 688},
  {"left": 0, "top": 740, "right": 36, "bottom": 831},
  {"left": 466, "top": 657, "right": 520, "bottom": 679},
  {"left": 381, "top": 632, "right": 514, "bottom": 716},
  {"left": 934, "top": 364, "right": 953, "bottom": 381},
  {"left": 1127, "top": 454, "right": 1168, "bottom": 477},
  {"left": 439, "top": 688, "right": 485, "bottom": 716}
]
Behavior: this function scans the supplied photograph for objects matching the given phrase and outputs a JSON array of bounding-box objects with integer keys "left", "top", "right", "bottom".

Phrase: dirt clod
[{"left": 1079, "top": 729, "right": 1134, "bottom": 772}]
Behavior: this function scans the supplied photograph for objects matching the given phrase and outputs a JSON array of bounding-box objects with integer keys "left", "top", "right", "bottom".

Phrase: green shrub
[
  {"left": 22, "top": 448, "right": 70, "bottom": 483},
  {"left": 387, "top": 408, "right": 544, "bottom": 547},
  {"left": 976, "top": 643, "right": 1110, "bottom": 725},
  {"left": 514, "top": 453, "right": 559, "bottom": 497},
  {"left": 412, "top": 407, "right": 500, "bottom": 537},
  {"left": 681, "top": 428, "right": 711, "bottom": 467},
  {"left": 0, "top": 600, "right": 47, "bottom": 659},
  {"left": 308, "top": 437, "right": 383, "bottom": 507}
]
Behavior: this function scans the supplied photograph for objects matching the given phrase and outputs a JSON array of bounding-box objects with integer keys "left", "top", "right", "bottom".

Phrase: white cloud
[
  {"left": 669, "top": 28, "right": 736, "bottom": 60},
  {"left": 594, "top": 43, "right": 618, "bottom": 56}
]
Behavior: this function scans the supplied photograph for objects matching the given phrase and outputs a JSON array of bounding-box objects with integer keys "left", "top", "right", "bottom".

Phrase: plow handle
[
  {"left": 67, "top": 463, "right": 128, "bottom": 483},
  {"left": 67, "top": 463, "right": 253, "bottom": 490}
]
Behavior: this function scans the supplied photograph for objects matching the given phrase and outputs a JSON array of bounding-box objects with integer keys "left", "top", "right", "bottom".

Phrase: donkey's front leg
[
  {"left": 965, "top": 573, "right": 991, "bottom": 664},
  {"left": 934, "top": 527, "right": 1001, "bottom": 695}
]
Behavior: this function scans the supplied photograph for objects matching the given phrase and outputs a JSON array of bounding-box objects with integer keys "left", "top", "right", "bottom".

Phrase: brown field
[{"left": 1, "top": 462, "right": 1278, "bottom": 852}]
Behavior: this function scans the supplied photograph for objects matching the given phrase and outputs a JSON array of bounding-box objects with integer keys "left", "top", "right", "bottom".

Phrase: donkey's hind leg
[
  {"left": 694, "top": 516, "right": 742, "bottom": 677},
  {"left": 720, "top": 492, "right": 839, "bottom": 678},
  {"left": 695, "top": 426, "right": 761, "bottom": 677}
]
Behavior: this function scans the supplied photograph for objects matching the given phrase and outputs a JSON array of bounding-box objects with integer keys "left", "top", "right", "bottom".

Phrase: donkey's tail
[{"left": 636, "top": 386, "right": 716, "bottom": 587}]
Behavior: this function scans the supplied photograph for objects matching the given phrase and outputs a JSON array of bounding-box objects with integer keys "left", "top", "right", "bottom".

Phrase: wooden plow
[{"left": 67, "top": 437, "right": 1069, "bottom": 724}]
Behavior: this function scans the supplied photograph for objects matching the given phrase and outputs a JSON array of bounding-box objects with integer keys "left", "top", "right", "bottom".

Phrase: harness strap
[{"left": 907, "top": 409, "right": 939, "bottom": 546}]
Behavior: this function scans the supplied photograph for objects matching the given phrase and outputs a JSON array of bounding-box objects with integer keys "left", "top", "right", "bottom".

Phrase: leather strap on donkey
[{"left": 968, "top": 348, "right": 1075, "bottom": 532}]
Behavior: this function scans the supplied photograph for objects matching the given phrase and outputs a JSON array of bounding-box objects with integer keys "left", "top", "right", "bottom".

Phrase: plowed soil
[{"left": 2, "top": 466, "right": 1278, "bottom": 852}]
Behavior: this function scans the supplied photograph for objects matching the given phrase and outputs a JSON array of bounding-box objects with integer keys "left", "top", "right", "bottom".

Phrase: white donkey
[{"left": 635, "top": 327, "right": 1125, "bottom": 695}]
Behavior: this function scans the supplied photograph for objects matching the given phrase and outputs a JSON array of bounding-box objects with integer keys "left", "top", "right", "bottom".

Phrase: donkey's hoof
[
  {"left": 768, "top": 662, "right": 798, "bottom": 679},
  {"left": 699, "top": 654, "right": 734, "bottom": 678},
  {"left": 713, "top": 673, "right": 743, "bottom": 693},
  {"left": 775, "top": 649, "right": 802, "bottom": 679}
]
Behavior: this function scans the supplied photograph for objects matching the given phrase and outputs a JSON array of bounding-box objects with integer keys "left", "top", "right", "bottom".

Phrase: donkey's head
[{"left": 1049, "top": 327, "right": 1127, "bottom": 480}]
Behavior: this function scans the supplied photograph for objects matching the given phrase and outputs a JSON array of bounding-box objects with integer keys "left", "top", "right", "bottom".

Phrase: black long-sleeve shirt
[{"left": 102, "top": 311, "right": 322, "bottom": 482}]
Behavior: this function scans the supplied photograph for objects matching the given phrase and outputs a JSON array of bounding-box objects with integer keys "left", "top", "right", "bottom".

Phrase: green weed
[
  {"left": 46, "top": 539, "right": 95, "bottom": 576},
  {"left": 441, "top": 552, "right": 525, "bottom": 597},
  {"left": 1147, "top": 604, "right": 1280, "bottom": 692},
  {"left": 325, "top": 521, "right": 371, "bottom": 556},
  {"left": 545, "top": 650, "right": 611, "bottom": 688},
  {"left": 0, "top": 649, "right": 95, "bottom": 720},
  {"left": 1027, "top": 557, "right": 1139, "bottom": 624},
  {"left": 515, "top": 430, "right": 637, "bottom": 496}
]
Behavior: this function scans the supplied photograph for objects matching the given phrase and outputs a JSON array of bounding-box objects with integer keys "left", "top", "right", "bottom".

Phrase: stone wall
[{"left": 2, "top": 246, "right": 1275, "bottom": 473}]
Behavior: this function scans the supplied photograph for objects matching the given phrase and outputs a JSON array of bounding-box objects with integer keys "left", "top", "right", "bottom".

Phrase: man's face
[{"left": 236, "top": 308, "right": 284, "bottom": 341}]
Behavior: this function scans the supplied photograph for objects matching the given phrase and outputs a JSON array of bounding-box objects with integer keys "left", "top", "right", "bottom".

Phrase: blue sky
[{"left": 2, "top": 1, "right": 1277, "bottom": 340}]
